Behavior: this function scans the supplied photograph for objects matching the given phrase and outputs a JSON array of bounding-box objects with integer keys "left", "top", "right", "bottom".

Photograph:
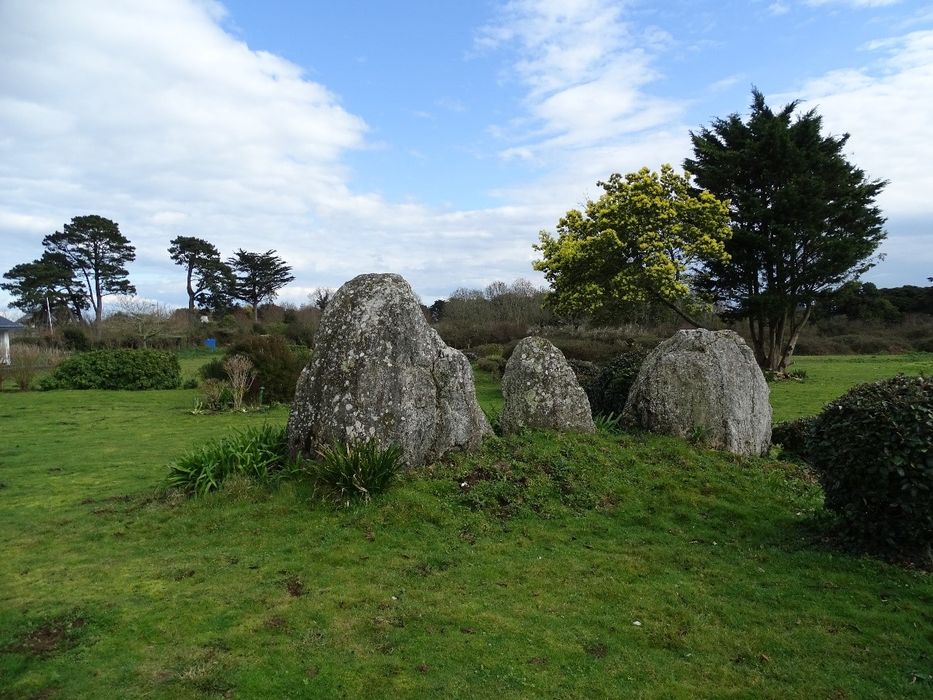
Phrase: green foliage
[
  {"left": 168, "top": 235, "right": 234, "bottom": 313},
  {"left": 41, "top": 349, "right": 180, "bottom": 390},
  {"left": 771, "top": 417, "right": 817, "bottom": 461},
  {"left": 61, "top": 325, "right": 91, "bottom": 351},
  {"left": 809, "top": 375, "right": 933, "bottom": 551},
  {"left": 199, "top": 356, "right": 228, "bottom": 382},
  {"left": 167, "top": 424, "right": 293, "bottom": 496},
  {"left": 311, "top": 440, "right": 402, "bottom": 506},
  {"left": 593, "top": 412, "right": 623, "bottom": 433},
  {"left": 586, "top": 349, "right": 648, "bottom": 417},
  {"left": 686, "top": 89, "right": 887, "bottom": 372},
  {"left": 1, "top": 251, "right": 89, "bottom": 323},
  {"left": 475, "top": 355, "right": 505, "bottom": 379},
  {"left": 42, "top": 215, "right": 136, "bottom": 327},
  {"left": 225, "top": 335, "right": 310, "bottom": 403},
  {"left": 533, "top": 165, "right": 731, "bottom": 324},
  {"left": 227, "top": 249, "right": 295, "bottom": 321}
]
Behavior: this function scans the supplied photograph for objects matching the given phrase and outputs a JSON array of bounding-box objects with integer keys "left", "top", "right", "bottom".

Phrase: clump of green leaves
[
  {"left": 586, "top": 349, "right": 647, "bottom": 418},
  {"left": 533, "top": 165, "right": 730, "bottom": 325},
  {"left": 167, "top": 424, "right": 293, "bottom": 496},
  {"left": 593, "top": 412, "right": 623, "bottom": 434},
  {"left": 310, "top": 440, "right": 402, "bottom": 507},
  {"left": 771, "top": 416, "right": 817, "bottom": 461},
  {"left": 809, "top": 375, "right": 933, "bottom": 552},
  {"left": 40, "top": 348, "right": 180, "bottom": 390}
]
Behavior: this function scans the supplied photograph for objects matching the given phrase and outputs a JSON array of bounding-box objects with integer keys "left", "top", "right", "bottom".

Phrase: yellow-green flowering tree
[{"left": 533, "top": 165, "right": 731, "bottom": 326}]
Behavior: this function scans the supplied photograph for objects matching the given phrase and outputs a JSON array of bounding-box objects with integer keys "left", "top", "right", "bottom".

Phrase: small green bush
[
  {"left": 41, "top": 349, "right": 180, "bottom": 390},
  {"left": 199, "top": 357, "right": 227, "bottom": 382},
  {"left": 226, "top": 335, "right": 310, "bottom": 403},
  {"left": 311, "top": 440, "right": 402, "bottom": 506},
  {"left": 167, "top": 424, "right": 293, "bottom": 496},
  {"left": 809, "top": 375, "right": 933, "bottom": 552},
  {"left": 586, "top": 349, "right": 648, "bottom": 418},
  {"left": 771, "top": 416, "right": 816, "bottom": 461},
  {"left": 476, "top": 355, "right": 506, "bottom": 379}
]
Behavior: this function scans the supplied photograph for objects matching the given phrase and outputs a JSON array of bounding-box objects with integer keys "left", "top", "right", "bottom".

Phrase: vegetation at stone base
[
  {"left": 310, "top": 440, "right": 404, "bottom": 507},
  {"left": 1, "top": 385, "right": 931, "bottom": 698},
  {"left": 167, "top": 425, "right": 295, "bottom": 496},
  {"left": 770, "top": 417, "right": 816, "bottom": 462},
  {"left": 686, "top": 89, "right": 887, "bottom": 373},
  {"left": 38, "top": 348, "right": 181, "bottom": 390},
  {"left": 584, "top": 348, "right": 649, "bottom": 418},
  {"left": 533, "top": 165, "right": 731, "bottom": 328},
  {"left": 808, "top": 375, "right": 933, "bottom": 555}
]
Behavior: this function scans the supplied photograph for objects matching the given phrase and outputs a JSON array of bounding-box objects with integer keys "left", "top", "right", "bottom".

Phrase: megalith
[
  {"left": 500, "top": 336, "right": 595, "bottom": 435},
  {"left": 622, "top": 329, "right": 771, "bottom": 455},
  {"left": 287, "top": 273, "right": 491, "bottom": 466}
]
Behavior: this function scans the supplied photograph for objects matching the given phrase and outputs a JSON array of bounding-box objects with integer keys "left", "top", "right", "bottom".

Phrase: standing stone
[
  {"left": 287, "top": 273, "right": 491, "bottom": 467},
  {"left": 500, "top": 337, "right": 595, "bottom": 435},
  {"left": 622, "top": 329, "right": 771, "bottom": 455}
]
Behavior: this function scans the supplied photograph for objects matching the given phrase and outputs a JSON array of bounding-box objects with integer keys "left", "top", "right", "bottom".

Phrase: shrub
[
  {"left": 40, "top": 349, "right": 180, "bottom": 390},
  {"left": 809, "top": 375, "right": 933, "bottom": 552},
  {"left": 199, "top": 357, "right": 228, "bottom": 382},
  {"left": 311, "top": 440, "right": 402, "bottom": 507},
  {"left": 476, "top": 355, "right": 505, "bottom": 379},
  {"left": 771, "top": 416, "right": 816, "bottom": 461},
  {"left": 586, "top": 349, "right": 648, "bottom": 417},
  {"left": 224, "top": 354, "right": 256, "bottom": 410},
  {"left": 9, "top": 344, "right": 64, "bottom": 391},
  {"left": 198, "top": 378, "right": 230, "bottom": 411},
  {"left": 61, "top": 326, "right": 91, "bottom": 351},
  {"left": 226, "top": 335, "right": 310, "bottom": 403},
  {"left": 167, "top": 424, "right": 293, "bottom": 496},
  {"left": 567, "top": 359, "right": 600, "bottom": 393}
]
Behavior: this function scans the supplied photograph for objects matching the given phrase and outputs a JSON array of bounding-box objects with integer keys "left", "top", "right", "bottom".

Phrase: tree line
[{"left": 2, "top": 217, "right": 294, "bottom": 335}]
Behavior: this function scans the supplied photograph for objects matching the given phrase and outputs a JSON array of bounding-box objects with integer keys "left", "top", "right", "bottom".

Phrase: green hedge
[{"left": 41, "top": 349, "right": 181, "bottom": 390}]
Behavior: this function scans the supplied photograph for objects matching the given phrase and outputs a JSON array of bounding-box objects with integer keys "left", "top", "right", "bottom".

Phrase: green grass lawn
[{"left": 1, "top": 355, "right": 930, "bottom": 698}]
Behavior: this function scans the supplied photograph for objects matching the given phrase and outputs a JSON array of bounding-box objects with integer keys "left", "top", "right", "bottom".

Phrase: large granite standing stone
[
  {"left": 622, "top": 329, "right": 771, "bottom": 455},
  {"left": 500, "top": 337, "right": 595, "bottom": 435},
  {"left": 287, "top": 273, "right": 491, "bottom": 466}
]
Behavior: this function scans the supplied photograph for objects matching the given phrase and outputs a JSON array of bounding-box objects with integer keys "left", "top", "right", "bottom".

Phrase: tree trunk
[{"left": 777, "top": 304, "right": 812, "bottom": 373}]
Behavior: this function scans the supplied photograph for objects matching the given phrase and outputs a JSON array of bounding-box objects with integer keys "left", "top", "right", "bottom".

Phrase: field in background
[{"left": 1, "top": 354, "right": 931, "bottom": 697}]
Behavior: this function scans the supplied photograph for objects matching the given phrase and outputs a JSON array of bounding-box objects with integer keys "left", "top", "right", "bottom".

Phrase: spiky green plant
[
  {"left": 167, "top": 424, "right": 292, "bottom": 496},
  {"left": 311, "top": 440, "right": 403, "bottom": 507}
]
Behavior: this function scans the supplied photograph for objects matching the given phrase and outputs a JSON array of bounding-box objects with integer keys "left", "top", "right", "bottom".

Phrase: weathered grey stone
[
  {"left": 622, "top": 329, "right": 771, "bottom": 455},
  {"left": 287, "top": 273, "right": 491, "bottom": 466},
  {"left": 500, "top": 336, "right": 595, "bottom": 435}
]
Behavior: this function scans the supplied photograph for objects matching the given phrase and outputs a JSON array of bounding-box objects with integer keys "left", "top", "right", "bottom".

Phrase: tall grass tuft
[
  {"left": 311, "top": 440, "right": 403, "bottom": 507},
  {"left": 167, "top": 424, "right": 293, "bottom": 496}
]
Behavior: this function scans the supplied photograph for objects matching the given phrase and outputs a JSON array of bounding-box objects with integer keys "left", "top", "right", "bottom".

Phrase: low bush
[
  {"left": 167, "top": 424, "right": 294, "bottom": 496},
  {"left": 41, "top": 349, "right": 180, "bottom": 390},
  {"left": 771, "top": 416, "right": 816, "bottom": 461},
  {"left": 199, "top": 357, "right": 227, "bottom": 382},
  {"left": 586, "top": 349, "right": 648, "bottom": 418},
  {"left": 310, "top": 440, "right": 403, "bottom": 507},
  {"left": 225, "top": 335, "right": 310, "bottom": 403},
  {"left": 475, "top": 355, "right": 506, "bottom": 379},
  {"left": 809, "top": 375, "right": 933, "bottom": 553}
]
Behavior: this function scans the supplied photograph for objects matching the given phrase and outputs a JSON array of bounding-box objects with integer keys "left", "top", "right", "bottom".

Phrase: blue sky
[{"left": 1, "top": 0, "right": 931, "bottom": 313}]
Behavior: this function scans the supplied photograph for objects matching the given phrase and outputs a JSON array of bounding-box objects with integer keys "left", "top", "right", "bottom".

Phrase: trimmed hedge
[
  {"left": 41, "top": 349, "right": 180, "bottom": 390},
  {"left": 771, "top": 416, "right": 817, "bottom": 461},
  {"left": 809, "top": 375, "right": 933, "bottom": 551}
]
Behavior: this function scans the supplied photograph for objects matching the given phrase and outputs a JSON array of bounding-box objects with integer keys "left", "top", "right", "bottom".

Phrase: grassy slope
[{"left": 0, "top": 357, "right": 931, "bottom": 698}]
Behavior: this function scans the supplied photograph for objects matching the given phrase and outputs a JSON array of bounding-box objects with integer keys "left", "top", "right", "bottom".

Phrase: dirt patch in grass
[
  {"left": 6, "top": 616, "right": 87, "bottom": 657},
  {"left": 285, "top": 575, "right": 305, "bottom": 597}
]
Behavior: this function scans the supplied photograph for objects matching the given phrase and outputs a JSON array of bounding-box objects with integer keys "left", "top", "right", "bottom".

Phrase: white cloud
[
  {"left": 0, "top": 0, "right": 555, "bottom": 307},
  {"left": 792, "top": 29, "right": 933, "bottom": 281},
  {"left": 476, "top": 0, "right": 685, "bottom": 165}
]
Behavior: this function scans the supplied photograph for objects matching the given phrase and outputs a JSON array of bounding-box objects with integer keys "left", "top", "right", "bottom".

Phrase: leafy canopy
[
  {"left": 168, "top": 235, "right": 233, "bottom": 313},
  {"left": 685, "top": 89, "right": 886, "bottom": 371},
  {"left": 1, "top": 251, "right": 89, "bottom": 323},
  {"left": 227, "top": 249, "right": 295, "bottom": 321},
  {"left": 42, "top": 215, "right": 136, "bottom": 327},
  {"left": 533, "top": 165, "right": 731, "bottom": 324}
]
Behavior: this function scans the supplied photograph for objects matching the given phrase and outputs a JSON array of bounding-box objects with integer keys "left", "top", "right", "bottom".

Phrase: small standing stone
[
  {"left": 623, "top": 329, "right": 771, "bottom": 455},
  {"left": 500, "top": 337, "right": 595, "bottom": 435}
]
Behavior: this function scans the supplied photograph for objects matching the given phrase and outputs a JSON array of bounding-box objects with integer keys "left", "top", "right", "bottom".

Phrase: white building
[{"left": 0, "top": 316, "right": 25, "bottom": 365}]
